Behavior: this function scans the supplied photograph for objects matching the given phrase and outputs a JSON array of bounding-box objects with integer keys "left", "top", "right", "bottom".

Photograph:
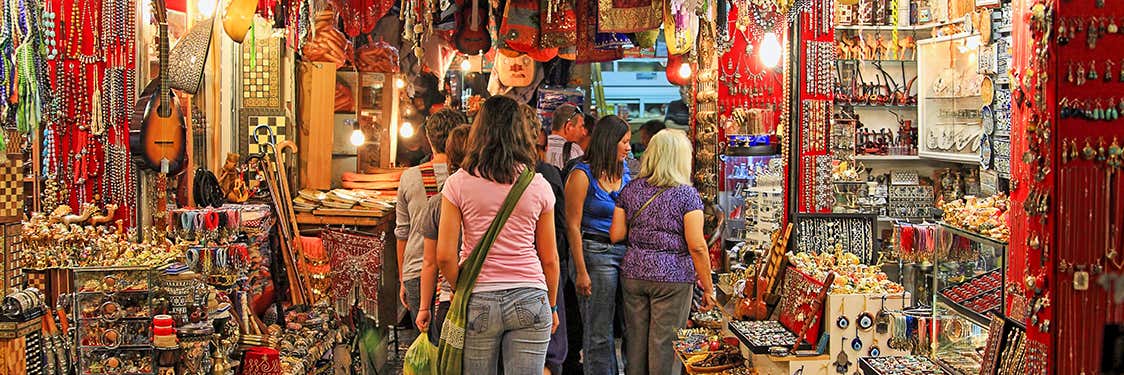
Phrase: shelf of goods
[
  {"left": 930, "top": 222, "right": 1006, "bottom": 375},
  {"left": 824, "top": 293, "right": 913, "bottom": 374},
  {"left": 721, "top": 155, "right": 784, "bottom": 251},
  {"left": 916, "top": 34, "right": 988, "bottom": 164}
]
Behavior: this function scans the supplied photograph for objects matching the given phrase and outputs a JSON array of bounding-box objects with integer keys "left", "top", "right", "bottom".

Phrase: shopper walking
[
  {"left": 520, "top": 104, "right": 572, "bottom": 375},
  {"left": 545, "top": 104, "right": 591, "bottom": 170},
  {"left": 396, "top": 109, "right": 467, "bottom": 324},
  {"left": 609, "top": 129, "right": 717, "bottom": 375},
  {"left": 416, "top": 124, "right": 471, "bottom": 342},
  {"left": 435, "top": 95, "right": 560, "bottom": 374},
  {"left": 564, "top": 115, "right": 632, "bottom": 375}
]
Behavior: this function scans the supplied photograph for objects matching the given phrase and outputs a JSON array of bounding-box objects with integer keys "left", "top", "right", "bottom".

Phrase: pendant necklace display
[
  {"left": 857, "top": 311, "right": 874, "bottom": 331},
  {"left": 834, "top": 337, "right": 850, "bottom": 373},
  {"left": 857, "top": 298, "right": 874, "bottom": 331},
  {"left": 850, "top": 323, "right": 863, "bottom": 351},
  {"left": 875, "top": 296, "right": 890, "bottom": 334}
]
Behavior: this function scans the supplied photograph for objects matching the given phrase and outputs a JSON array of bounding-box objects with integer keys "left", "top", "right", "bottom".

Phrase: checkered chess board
[
  {"left": 0, "top": 156, "right": 23, "bottom": 224},
  {"left": 241, "top": 36, "right": 282, "bottom": 109},
  {"left": 247, "top": 116, "right": 288, "bottom": 156}
]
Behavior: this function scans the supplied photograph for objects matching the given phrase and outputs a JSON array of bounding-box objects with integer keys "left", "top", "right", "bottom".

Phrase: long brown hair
[
  {"left": 583, "top": 116, "right": 629, "bottom": 181},
  {"left": 461, "top": 96, "right": 537, "bottom": 184},
  {"left": 445, "top": 124, "right": 472, "bottom": 171}
]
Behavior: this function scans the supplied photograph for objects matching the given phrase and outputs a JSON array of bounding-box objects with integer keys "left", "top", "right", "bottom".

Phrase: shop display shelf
[
  {"left": 937, "top": 222, "right": 1008, "bottom": 248},
  {"left": 936, "top": 294, "right": 991, "bottom": 328},
  {"left": 834, "top": 103, "right": 918, "bottom": 110},
  {"left": 835, "top": 24, "right": 941, "bottom": 31},
  {"left": 852, "top": 154, "right": 922, "bottom": 161},
  {"left": 924, "top": 95, "right": 982, "bottom": 100},
  {"left": 836, "top": 59, "right": 918, "bottom": 64}
]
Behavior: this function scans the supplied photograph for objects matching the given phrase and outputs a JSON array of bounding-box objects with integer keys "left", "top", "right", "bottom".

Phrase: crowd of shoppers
[{"left": 398, "top": 95, "right": 715, "bottom": 375}]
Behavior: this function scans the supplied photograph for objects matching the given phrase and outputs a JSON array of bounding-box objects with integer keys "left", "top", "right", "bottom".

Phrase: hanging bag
[{"left": 436, "top": 168, "right": 536, "bottom": 374}]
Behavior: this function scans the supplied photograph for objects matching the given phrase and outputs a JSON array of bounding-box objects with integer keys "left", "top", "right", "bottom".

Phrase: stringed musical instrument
[
  {"left": 739, "top": 245, "right": 769, "bottom": 320},
  {"left": 131, "top": 0, "right": 187, "bottom": 175},
  {"left": 222, "top": 0, "right": 257, "bottom": 42},
  {"left": 736, "top": 224, "right": 793, "bottom": 320},
  {"left": 454, "top": 0, "right": 491, "bottom": 54}
]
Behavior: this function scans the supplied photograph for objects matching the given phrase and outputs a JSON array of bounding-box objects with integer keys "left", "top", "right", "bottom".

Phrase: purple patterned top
[{"left": 617, "top": 178, "right": 704, "bottom": 283}]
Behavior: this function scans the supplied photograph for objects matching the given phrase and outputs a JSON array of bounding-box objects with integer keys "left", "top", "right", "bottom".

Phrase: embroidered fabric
[{"left": 322, "top": 229, "right": 384, "bottom": 317}]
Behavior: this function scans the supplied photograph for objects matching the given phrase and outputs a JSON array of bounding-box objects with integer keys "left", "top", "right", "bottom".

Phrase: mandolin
[
  {"left": 131, "top": 0, "right": 187, "bottom": 175},
  {"left": 454, "top": 0, "right": 491, "bottom": 54}
]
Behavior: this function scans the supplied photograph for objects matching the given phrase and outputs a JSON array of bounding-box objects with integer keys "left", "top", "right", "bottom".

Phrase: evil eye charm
[
  {"left": 857, "top": 313, "right": 874, "bottom": 331},
  {"left": 836, "top": 316, "right": 849, "bottom": 329},
  {"left": 850, "top": 336, "right": 863, "bottom": 351},
  {"left": 868, "top": 346, "right": 881, "bottom": 357}
]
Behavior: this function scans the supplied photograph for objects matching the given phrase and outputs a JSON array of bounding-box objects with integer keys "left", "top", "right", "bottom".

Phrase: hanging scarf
[
  {"left": 574, "top": 0, "right": 622, "bottom": 63},
  {"left": 597, "top": 0, "right": 663, "bottom": 33},
  {"left": 436, "top": 168, "right": 534, "bottom": 374},
  {"left": 664, "top": 0, "right": 700, "bottom": 55},
  {"left": 323, "top": 228, "right": 385, "bottom": 317}
]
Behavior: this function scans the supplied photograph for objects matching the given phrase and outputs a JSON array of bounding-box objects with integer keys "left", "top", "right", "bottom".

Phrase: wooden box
[
  {"left": 298, "top": 61, "right": 338, "bottom": 190},
  {"left": 0, "top": 317, "right": 41, "bottom": 339}
]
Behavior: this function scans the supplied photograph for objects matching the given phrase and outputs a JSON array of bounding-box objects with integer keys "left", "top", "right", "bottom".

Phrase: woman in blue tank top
[{"left": 563, "top": 116, "right": 632, "bottom": 375}]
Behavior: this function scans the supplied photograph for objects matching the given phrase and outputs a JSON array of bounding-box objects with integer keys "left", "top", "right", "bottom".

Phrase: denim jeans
[
  {"left": 576, "top": 239, "right": 627, "bottom": 375},
  {"left": 464, "top": 287, "right": 552, "bottom": 374},
  {"left": 403, "top": 277, "right": 421, "bottom": 323},
  {"left": 545, "top": 259, "right": 570, "bottom": 373},
  {"left": 622, "top": 278, "right": 693, "bottom": 375}
]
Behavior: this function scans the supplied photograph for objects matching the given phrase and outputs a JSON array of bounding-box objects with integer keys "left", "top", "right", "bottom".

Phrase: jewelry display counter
[{"left": 930, "top": 222, "right": 1006, "bottom": 374}]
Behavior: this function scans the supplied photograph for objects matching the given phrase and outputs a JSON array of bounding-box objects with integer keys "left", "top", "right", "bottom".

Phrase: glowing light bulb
[
  {"left": 197, "top": 0, "right": 216, "bottom": 16},
  {"left": 400, "top": 121, "right": 416, "bottom": 138},
  {"left": 395, "top": 78, "right": 406, "bottom": 89},
  {"left": 678, "top": 62, "right": 692, "bottom": 79},
  {"left": 460, "top": 58, "right": 472, "bottom": 71},
  {"left": 350, "top": 129, "right": 365, "bottom": 146},
  {"left": 760, "top": 32, "right": 782, "bottom": 68}
]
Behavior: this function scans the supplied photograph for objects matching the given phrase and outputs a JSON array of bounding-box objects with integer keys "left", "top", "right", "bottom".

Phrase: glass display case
[
  {"left": 719, "top": 154, "right": 784, "bottom": 253},
  {"left": 930, "top": 223, "right": 1006, "bottom": 374},
  {"left": 74, "top": 267, "right": 156, "bottom": 375},
  {"left": 917, "top": 34, "right": 986, "bottom": 163}
]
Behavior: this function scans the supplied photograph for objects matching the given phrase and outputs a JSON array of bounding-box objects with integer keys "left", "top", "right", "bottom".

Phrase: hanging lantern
[{"left": 667, "top": 54, "right": 695, "bottom": 86}]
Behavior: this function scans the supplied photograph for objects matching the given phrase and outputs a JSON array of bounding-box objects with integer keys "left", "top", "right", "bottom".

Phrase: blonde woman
[{"left": 609, "top": 129, "right": 717, "bottom": 375}]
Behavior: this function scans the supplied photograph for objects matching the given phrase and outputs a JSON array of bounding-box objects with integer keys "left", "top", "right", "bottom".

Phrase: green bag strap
[
  {"left": 438, "top": 167, "right": 536, "bottom": 374},
  {"left": 454, "top": 167, "right": 536, "bottom": 293}
]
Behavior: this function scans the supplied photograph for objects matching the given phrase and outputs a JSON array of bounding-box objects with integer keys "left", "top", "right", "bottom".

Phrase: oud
[{"left": 131, "top": 0, "right": 187, "bottom": 175}]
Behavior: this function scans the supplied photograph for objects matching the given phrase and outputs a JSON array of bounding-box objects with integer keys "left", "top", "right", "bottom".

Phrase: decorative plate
[
  {"left": 980, "top": 76, "right": 994, "bottom": 106},
  {"left": 982, "top": 105, "right": 996, "bottom": 135},
  {"left": 980, "top": 134, "right": 994, "bottom": 169}
]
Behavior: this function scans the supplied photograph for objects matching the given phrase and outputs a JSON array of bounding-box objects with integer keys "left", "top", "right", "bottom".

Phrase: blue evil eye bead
[
  {"left": 869, "top": 346, "right": 881, "bottom": 357},
  {"left": 851, "top": 337, "right": 863, "bottom": 351}
]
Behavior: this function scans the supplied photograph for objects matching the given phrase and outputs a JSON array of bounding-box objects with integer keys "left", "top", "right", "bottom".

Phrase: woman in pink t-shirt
[{"left": 436, "top": 95, "right": 561, "bottom": 373}]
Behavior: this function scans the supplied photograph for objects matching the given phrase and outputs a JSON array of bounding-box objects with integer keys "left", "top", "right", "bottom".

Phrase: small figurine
[
  {"left": 90, "top": 204, "right": 118, "bottom": 225},
  {"left": 62, "top": 204, "right": 98, "bottom": 225}
]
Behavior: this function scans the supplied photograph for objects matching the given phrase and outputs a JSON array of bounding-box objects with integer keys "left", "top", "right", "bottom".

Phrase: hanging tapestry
[{"left": 323, "top": 229, "right": 385, "bottom": 318}]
